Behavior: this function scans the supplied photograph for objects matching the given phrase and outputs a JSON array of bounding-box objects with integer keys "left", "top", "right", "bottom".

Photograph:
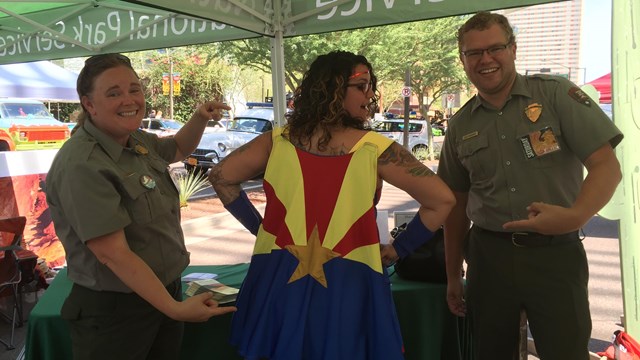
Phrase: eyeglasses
[
  {"left": 346, "top": 81, "right": 372, "bottom": 94},
  {"left": 460, "top": 43, "right": 512, "bottom": 60}
]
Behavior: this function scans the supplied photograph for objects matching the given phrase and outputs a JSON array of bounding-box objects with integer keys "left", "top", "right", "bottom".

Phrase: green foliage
[
  {"left": 130, "top": 47, "right": 234, "bottom": 122},
  {"left": 175, "top": 170, "right": 211, "bottom": 208},
  {"left": 48, "top": 102, "right": 81, "bottom": 123},
  {"left": 413, "top": 147, "right": 430, "bottom": 161},
  {"left": 213, "top": 18, "right": 469, "bottom": 115},
  {"left": 413, "top": 144, "right": 441, "bottom": 161},
  {"left": 370, "top": 17, "right": 470, "bottom": 116},
  {"left": 124, "top": 16, "right": 471, "bottom": 119}
]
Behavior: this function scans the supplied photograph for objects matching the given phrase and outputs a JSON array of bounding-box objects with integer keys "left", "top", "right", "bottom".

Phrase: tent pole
[
  {"left": 169, "top": 48, "right": 174, "bottom": 119},
  {"left": 270, "top": 33, "right": 287, "bottom": 127}
]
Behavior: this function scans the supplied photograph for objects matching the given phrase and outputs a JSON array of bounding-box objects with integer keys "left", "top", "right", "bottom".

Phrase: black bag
[{"left": 392, "top": 224, "right": 448, "bottom": 283}]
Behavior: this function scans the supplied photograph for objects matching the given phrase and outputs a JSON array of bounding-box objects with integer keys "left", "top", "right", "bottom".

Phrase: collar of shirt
[
  {"left": 82, "top": 119, "right": 125, "bottom": 162},
  {"left": 471, "top": 74, "right": 533, "bottom": 113}
]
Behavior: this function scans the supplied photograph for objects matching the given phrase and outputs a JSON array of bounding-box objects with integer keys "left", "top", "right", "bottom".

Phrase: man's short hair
[{"left": 457, "top": 11, "right": 516, "bottom": 48}]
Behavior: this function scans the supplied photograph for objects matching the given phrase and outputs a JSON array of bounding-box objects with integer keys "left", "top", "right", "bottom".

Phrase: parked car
[
  {"left": 204, "top": 119, "right": 229, "bottom": 133},
  {"left": 141, "top": 118, "right": 183, "bottom": 137},
  {"left": 183, "top": 103, "right": 274, "bottom": 173},
  {"left": 371, "top": 119, "right": 430, "bottom": 152},
  {"left": 0, "top": 98, "right": 70, "bottom": 151}
]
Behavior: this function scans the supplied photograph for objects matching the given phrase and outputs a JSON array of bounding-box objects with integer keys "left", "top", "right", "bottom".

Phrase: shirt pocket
[
  {"left": 148, "top": 155, "right": 179, "bottom": 196},
  {"left": 119, "top": 173, "right": 160, "bottom": 224},
  {"left": 457, "top": 134, "right": 494, "bottom": 182},
  {"left": 516, "top": 124, "right": 565, "bottom": 169}
]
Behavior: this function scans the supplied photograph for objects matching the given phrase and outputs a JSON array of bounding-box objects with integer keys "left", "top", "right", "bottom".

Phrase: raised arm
[
  {"left": 377, "top": 143, "right": 455, "bottom": 264},
  {"left": 378, "top": 142, "right": 455, "bottom": 232},
  {"left": 173, "top": 101, "right": 231, "bottom": 163},
  {"left": 208, "top": 132, "right": 272, "bottom": 204},
  {"left": 208, "top": 132, "right": 272, "bottom": 234}
]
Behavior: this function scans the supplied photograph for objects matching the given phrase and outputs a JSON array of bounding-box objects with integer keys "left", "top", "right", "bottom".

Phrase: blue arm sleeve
[
  {"left": 224, "top": 191, "right": 263, "bottom": 235},
  {"left": 392, "top": 213, "right": 435, "bottom": 259}
]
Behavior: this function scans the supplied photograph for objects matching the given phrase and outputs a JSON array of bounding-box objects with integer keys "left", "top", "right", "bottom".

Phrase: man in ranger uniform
[{"left": 438, "top": 11, "right": 623, "bottom": 359}]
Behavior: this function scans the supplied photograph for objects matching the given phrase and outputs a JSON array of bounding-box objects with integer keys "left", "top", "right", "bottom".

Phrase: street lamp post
[
  {"left": 579, "top": 67, "right": 587, "bottom": 84},
  {"left": 541, "top": 59, "right": 587, "bottom": 84},
  {"left": 542, "top": 58, "right": 571, "bottom": 79}
]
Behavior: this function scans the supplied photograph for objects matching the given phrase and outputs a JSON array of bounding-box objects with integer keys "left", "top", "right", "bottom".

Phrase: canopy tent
[
  {"left": 0, "top": 0, "right": 561, "bottom": 123},
  {"left": 1, "top": 0, "right": 639, "bottom": 338},
  {"left": 0, "top": 61, "right": 78, "bottom": 102},
  {"left": 586, "top": 72, "right": 611, "bottom": 104}
]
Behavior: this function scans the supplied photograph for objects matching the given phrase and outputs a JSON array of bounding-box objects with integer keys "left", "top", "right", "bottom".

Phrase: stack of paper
[
  {"left": 182, "top": 272, "right": 218, "bottom": 282},
  {"left": 185, "top": 279, "right": 239, "bottom": 304}
]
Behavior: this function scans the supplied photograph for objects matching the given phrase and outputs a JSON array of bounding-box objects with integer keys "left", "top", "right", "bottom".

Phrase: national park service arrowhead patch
[
  {"left": 524, "top": 103, "right": 542, "bottom": 123},
  {"left": 134, "top": 144, "right": 149, "bottom": 155},
  {"left": 568, "top": 87, "right": 592, "bottom": 107}
]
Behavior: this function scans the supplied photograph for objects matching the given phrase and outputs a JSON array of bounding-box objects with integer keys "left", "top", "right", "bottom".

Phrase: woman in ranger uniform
[{"left": 46, "top": 53, "right": 235, "bottom": 360}]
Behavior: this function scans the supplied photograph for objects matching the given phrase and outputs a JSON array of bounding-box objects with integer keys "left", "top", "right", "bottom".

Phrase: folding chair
[{"left": 0, "top": 216, "right": 27, "bottom": 350}]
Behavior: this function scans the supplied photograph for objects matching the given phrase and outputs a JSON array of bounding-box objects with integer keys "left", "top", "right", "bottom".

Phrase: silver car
[
  {"left": 371, "top": 119, "right": 429, "bottom": 152},
  {"left": 184, "top": 106, "right": 274, "bottom": 173},
  {"left": 141, "top": 118, "right": 183, "bottom": 137}
]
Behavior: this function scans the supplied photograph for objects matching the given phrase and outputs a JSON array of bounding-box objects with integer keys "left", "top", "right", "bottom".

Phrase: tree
[
  {"left": 374, "top": 17, "right": 469, "bottom": 117},
  {"left": 215, "top": 35, "right": 347, "bottom": 93},
  {"left": 132, "top": 16, "right": 469, "bottom": 128},
  {"left": 132, "top": 47, "right": 233, "bottom": 122},
  {"left": 363, "top": 17, "right": 469, "bottom": 158},
  {"left": 214, "top": 19, "right": 468, "bottom": 119}
]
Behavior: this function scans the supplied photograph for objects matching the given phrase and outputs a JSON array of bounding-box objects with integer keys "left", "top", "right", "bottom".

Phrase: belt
[{"left": 474, "top": 226, "right": 581, "bottom": 247}]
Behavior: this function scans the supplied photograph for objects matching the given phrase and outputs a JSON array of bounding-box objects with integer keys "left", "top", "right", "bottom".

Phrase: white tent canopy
[{"left": 0, "top": 61, "right": 78, "bottom": 102}]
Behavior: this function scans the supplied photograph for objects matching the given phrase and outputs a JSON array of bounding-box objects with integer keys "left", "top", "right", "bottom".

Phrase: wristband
[
  {"left": 224, "top": 191, "right": 263, "bottom": 235},
  {"left": 392, "top": 214, "right": 435, "bottom": 259}
]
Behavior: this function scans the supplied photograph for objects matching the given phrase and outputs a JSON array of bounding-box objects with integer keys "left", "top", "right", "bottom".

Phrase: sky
[{"left": 581, "top": 0, "right": 612, "bottom": 82}]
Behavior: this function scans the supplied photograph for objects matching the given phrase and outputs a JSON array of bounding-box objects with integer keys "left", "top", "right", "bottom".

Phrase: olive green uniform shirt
[
  {"left": 438, "top": 74, "right": 623, "bottom": 231},
  {"left": 46, "top": 120, "right": 189, "bottom": 292}
]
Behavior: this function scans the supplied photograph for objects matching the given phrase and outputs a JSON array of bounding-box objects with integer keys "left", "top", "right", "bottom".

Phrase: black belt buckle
[{"left": 511, "top": 232, "right": 549, "bottom": 247}]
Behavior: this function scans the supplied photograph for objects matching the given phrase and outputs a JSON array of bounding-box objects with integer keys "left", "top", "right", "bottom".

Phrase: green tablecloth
[{"left": 26, "top": 264, "right": 468, "bottom": 360}]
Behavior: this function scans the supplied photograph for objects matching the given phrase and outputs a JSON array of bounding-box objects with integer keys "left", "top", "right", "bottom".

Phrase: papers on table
[
  {"left": 184, "top": 279, "right": 239, "bottom": 304},
  {"left": 181, "top": 272, "right": 218, "bottom": 282}
]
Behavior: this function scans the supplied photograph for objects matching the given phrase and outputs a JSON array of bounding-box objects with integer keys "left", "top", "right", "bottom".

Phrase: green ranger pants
[
  {"left": 61, "top": 278, "right": 184, "bottom": 360},
  {"left": 465, "top": 226, "right": 591, "bottom": 360}
]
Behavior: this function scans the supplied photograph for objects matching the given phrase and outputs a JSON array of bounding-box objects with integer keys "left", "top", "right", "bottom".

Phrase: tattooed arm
[
  {"left": 377, "top": 142, "right": 455, "bottom": 232},
  {"left": 208, "top": 132, "right": 272, "bottom": 205}
]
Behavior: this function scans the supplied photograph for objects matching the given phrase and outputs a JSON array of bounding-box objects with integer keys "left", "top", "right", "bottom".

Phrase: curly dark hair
[{"left": 284, "top": 51, "right": 378, "bottom": 151}]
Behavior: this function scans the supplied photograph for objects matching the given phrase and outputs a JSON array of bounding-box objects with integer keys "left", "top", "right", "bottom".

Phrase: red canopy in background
[{"left": 586, "top": 73, "right": 611, "bottom": 104}]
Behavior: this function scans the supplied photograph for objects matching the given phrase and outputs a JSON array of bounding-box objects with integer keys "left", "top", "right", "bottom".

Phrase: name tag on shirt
[{"left": 519, "top": 126, "right": 561, "bottom": 159}]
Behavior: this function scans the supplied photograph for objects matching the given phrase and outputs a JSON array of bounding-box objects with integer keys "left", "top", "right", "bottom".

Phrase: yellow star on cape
[{"left": 285, "top": 224, "right": 341, "bottom": 288}]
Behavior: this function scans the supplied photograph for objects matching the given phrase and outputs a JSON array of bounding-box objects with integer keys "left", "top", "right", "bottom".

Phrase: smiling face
[
  {"left": 81, "top": 65, "right": 146, "bottom": 145},
  {"left": 344, "top": 64, "right": 374, "bottom": 122},
  {"left": 459, "top": 23, "right": 517, "bottom": 106}
]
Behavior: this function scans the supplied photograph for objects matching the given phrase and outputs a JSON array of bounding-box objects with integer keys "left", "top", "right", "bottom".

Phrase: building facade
[{"left": 500, "top": 0, "right": 585, "bottom": 85}]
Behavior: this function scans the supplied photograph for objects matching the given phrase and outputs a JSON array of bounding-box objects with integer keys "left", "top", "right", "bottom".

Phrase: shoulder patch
[{"left": 568, "top": 87, "right": 592, "bottom": 107}]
